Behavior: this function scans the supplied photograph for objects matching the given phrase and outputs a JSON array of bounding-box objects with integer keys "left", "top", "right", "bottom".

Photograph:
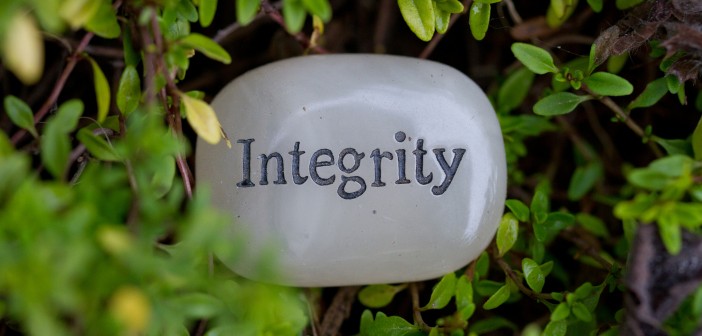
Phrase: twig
[
  {"left": 319, "top": 286, "right": 360, "bottom": 336},
  {"left": 502, "top": 0, "right": 522, "bottom": 24},
  {"left": 560, "top": 228, "right": 618, "bottom": 270},
  {"left": 419, "top": 0, "right": 472, "bottom": 60},
  {"left": 260, "top": 0, "right": 329, "bottom": 54},
  {"left": 10, "top": 32, "right": 94, "bottom": 145},
  {"left": 409, "top": 282, "right": 433, "bottom": 332}
]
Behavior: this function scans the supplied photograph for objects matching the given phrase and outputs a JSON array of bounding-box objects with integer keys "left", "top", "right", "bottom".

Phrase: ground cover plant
[{"left": 1, "top": 0, "right": 702, "bottom": 335}]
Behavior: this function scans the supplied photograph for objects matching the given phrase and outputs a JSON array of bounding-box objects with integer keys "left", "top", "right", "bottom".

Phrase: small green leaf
[
  {"left": 587, "top": 0, "right": 603, "bottom": 12},
  {"left": 237, "top": 0, "right": 261, "bottom": 25},
  {"left": 546, "top": 0, "right": 575, "bottom": 27},
  {"left": 628, "top": 169, "right": 669, "bottom": 190},
  {"left": 497, "top": 213, "right": 519, "bottom": 257},
  {"left": 76, "top": 128, "right": 120, "bottom": 161},
  {"left": 180, "top": 33, "right": 232, "bottom": 64},
  {"left": 550, "top": 0, "right": 566, "bottom": 17},
  {"left": 571, "top": 302, "right": 592, "bottom": 322},
  {"left": 530, "top": 189, "right": 549, "bottom": 224},
  {"left": 436, "top": 0, "right": 464, "bottom": 13},
  {"left": 434, "top": 5, "right": 450, "bottom": 34},
  {"left": 505, "top": 199, "right": 530, "bottom": 222},
  {"left": 497, "top": 67, "right": 535, "bottom": 113},
  {"left": 522, "top": 258, "right": 545, "bottom": 293},
  {"left": 199, "top": 0, "right": 217, "bottom": 27},
  {"left": 85, "top": 0, "right": 120, "bottom": 38},
  {"left": 616, "top": 0, "right": 643, "bottom": 9},
  {"left": 694, "top": 117, "right": 702, "bottom": 160},
  {"left": 475, "top": 251, "right": 490, "bottom": 277},
  {"left": 4, "top": 95, "right": 38, "bottom": 137},
  {"left": 483, "top": 284, "right": 510, "bottom": 310},
  {"left": 152, "top": 155, "right": 176, "bottom": 197},
  {"left": 628, "top": 77, "right": 668, "bottom": 110},
  {"left": 543, "top": 319, "right": 567, "bottom": 336},
  {"left": 170, "top": 293, "right": 224, "bottom": 319},
  {"left": 584, "top": 72, "right": 634, "bottom": 96},
  {"left": 658, "top": 214, "right": 682, "bottom": 254},
  {"left": 41, "top": 100, "right": 84, "bottom": 178},
  {"left": 455, "top": 275, "right": 475, "bottom": 320},
  {"left": 551, "top": 302, "right": 570, "bottom": 321},
  {"left": 468, "top": 317, "right": 517, "bottom": 334},
  {"left": 567, "top": 161, "right": 602, "bottom": 200},
  {"left": 358, "top": 284, "right": 403, "bottom": 308},
  {"left": 362, "top": 311, "right": 422, "bottom": 336},
  {"left": 282, "top": 0, "right": 306, "bottom": 33},
  {"left": 398, "top": 0, "right": 435, "bottom": 42},
  {"left": 587, "top": 44, "right": 597, "bottom": 74},
  {"left": 469, "top": 2, "right": 491, "bottom": 41},
  {"left": 576, "top": 213, "right": 610, "bottom": 237},
  {"left": 122, "top": 28, "right": 141, "bottom": 67},
  {"left": 117, "top": 65, "right": 141, "bottom": 115},
  {"left": 511, "top": 43, "right": 559, "bottom": 74},
  {"left": 422, "top": 272, "right": 456, "bottom": 310},
  {"left": 533, "top": 92, "right": 591, "bottom": 116},
  {"left": 302, "top": 0, "right": 331, "bottom": 22},
  {"left": 87, "top": 57, "right": 110, "bottom": 123}
]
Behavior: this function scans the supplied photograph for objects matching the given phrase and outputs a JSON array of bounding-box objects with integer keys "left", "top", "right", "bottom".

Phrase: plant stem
[{"left": 490, "top": 246, "right": 553, "bottom": 302}]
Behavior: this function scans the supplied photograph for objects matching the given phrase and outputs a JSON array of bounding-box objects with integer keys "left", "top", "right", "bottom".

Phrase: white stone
[{"left": 196, "top": 55, "right": 506, "bottom": 287}]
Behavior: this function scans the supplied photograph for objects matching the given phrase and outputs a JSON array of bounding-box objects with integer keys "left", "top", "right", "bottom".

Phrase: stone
[{"left": 196, "top": 54, "right": 507, "bottom": 287}]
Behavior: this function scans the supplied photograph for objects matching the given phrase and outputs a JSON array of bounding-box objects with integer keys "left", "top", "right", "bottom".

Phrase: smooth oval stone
[{"left": 196, "top": 55, "right": 506, "bottom": 287}]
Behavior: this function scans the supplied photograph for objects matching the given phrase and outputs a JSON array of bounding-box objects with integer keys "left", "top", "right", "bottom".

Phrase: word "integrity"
[{"left": 235, "top": 131, "right": 466, "bottom": 200}]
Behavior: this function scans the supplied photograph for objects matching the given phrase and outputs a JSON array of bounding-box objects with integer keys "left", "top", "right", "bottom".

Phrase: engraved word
[{"left": 235, "top": 131, "right": 466, "bottom": 200}]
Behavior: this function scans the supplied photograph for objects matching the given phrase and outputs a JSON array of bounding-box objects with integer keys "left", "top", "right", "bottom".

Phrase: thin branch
[
  {"left": 260, "top": 0, "right": 329, "bottom": 54},
  {"left": 11, "top": 32, "right": 94, "bottom": 145},
  {"left": 409, "top": 283, "right": 433, "bottom": 333},
  {"left": 502, "top": 0, "right": 523, "bottom": 24},
  {"left": 319, "top": 286, "right": 360, "bottom": 336}
]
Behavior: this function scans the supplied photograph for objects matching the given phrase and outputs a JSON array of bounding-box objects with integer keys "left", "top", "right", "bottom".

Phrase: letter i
[{"left": 394, "top": 131, "right": 410, "bottom": 184}]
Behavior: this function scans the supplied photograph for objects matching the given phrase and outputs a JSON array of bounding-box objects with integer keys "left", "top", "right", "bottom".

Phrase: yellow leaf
[
  {"left": 59, "top": 0, "right": 100, "bottom": 29},
  {"left": 86, "top": 56, "right": 110, "bottom": 122},
  {"left": 181, "top": 94, "right": 222, "bottom": 144},
  {"left": 3, "top": 12, "right": 44, "bottom": 85},
  {"left": 109, "top": 286, "right": 151, "bottom": 333}
]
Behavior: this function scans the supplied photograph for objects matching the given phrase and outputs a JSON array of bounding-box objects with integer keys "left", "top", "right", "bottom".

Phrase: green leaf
[
  {"left": 199, "top": 0, "right": 217, "bottom": 27},
  {"left": 117, "top": 65, "right": 141, "bottom": 115},
  {"left": 151, "top": 155, "right": 176, "bottom": 197},
  {"left": 587, "top": 0, "right": 603, "bottom": 12},
  {"left": 282, "top": 0, "right": 306, "bottom": 33},
  {"left": 434, "top": 5, "right": 450, "bottom": 34},
  {"left": 87, "top": 57, "right": 110, "bottom": 123},
  {"left": 497, "top": 67, "right": 535, "bottom": 113},
  {"left": 302, "top": 0, "right": 331, "bottom": 22},
  {"left": 616, "top": 0, "right": 643, "bottom": 9},
  {"left": 455, "top": 275, "right": 475, "bottom": 320},
  {"left": 122, "top": 28, "right": 141, "bottom": 67},
  {"left": 522, "top": 258, "right": 545, "bottom": 293},
  {"left": 656, "top": 138, "right": 692, "bottom": 156},
  {"left": 628, "top": 77, "right": 668, "bottom": 110},
  {"left": 497, "top": 213, "right": 518, "bottom": 256},
  {"left": 237, "top": 0, "right": 261, "bottom": 25},
  {"left": 567, "top": 161, "right": 602, "bottom": 200},
  {"left": 587, "top": 44, "right": 597, "bottom": 74},
  {"left": 543, "top": 319, "right": 567, "bottom": 336},
  {"left": 41, "top": 100, "right": 84, "bottom": 178},
  {"left": 436, "top": 0, "right": 464, "bottom": 13},
  {"left": 180, "top": 33, "right": 232, "bottom": 64},
  {"left": 571, "top": 302, "right": 592, "bottom": 322},
  {"left": 422, "top": 272, "right": 456, "bottom": 310},
  {"left": 533, "top": 92, "right": 591, "bottom": 116},
  {"left": 468, "top": 317, "right": 517, "bottom": 334},
  {"left": 361, "top": 311, "right": 423, "bottom": 336},
  {"left": 550, "top": 0, "right": 566, "bottom": 17},
  {"left": 546, "top": 0, "right": 575, "bottom": 27},
  {"left": 475, "top": 251, "right": 490, "bottom": 277},
  {"left": 358, "top": 284, "right": 403, "bottom": 308},
  {"left": 170, "top": 293, "right": 224, "bottom": 319},
  {"left": 482, "top": 284, "right": 510, "bottom": 310},
  {"left": 398, "top": 0, "right": 435, "bottom": 42},
  {"left": 511, "top": 42, "right": 559, "bottom": 74},
  {"left": 76, "top": 128, "right": 120, "bottom": 161},
  {"left": 469, "top": 2, "right": 491, "bottom": 41},
  {"left": 628, "top": 169, "right": 669, "bottom": 190},
  {"left": 4, "top": 95, "right": 38, "bottom": 137},
  {"left": 584, "top": 72, "right": 634, "bottom": 96},
  {"left": 576, "top": 213, "right": 610, "bottom": 238},
  {"left": 174, "top": 0, "right": 199, "bottom": 22},
  {"left": 551, "top": 302, "right": 570, "bottom": 321},
  {"left": 530, "top": 189, "right": 549, "bottom": 224},
  {"left": 505, "top": 199, "right": 530, "bottom": 222},
  {"left": 85, "top": 0, "right": 120, "bottom": 38},
  {"left": 658, "top": 214, "right": 682, "bottom": 254},
  {"left": 692, "top": 116, "right": 702, "bottom": 160}
]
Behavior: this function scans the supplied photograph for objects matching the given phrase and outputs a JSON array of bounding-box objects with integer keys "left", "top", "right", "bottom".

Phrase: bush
[{"left": 1, "top": 0, "right": 701, "bottom": 335}]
